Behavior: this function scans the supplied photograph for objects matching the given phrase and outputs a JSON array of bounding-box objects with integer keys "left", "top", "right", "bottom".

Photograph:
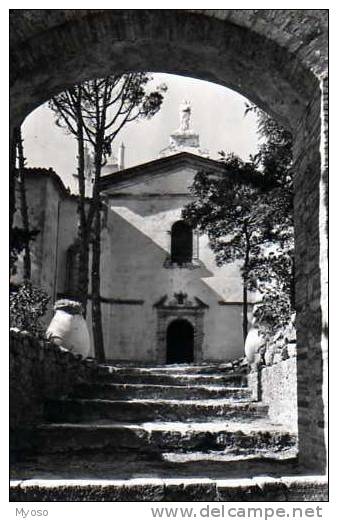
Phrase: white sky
[{"left": 22, "top": 73, "right": 260, "bottom": 193}]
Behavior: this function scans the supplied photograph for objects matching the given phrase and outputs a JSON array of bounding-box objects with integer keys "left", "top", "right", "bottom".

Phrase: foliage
[
  {"left": 49, "top": 74, "right": 167, "bottom": 166},
  {"left": 182, "top": 159, "right": 264, "bottom": 277},
  {"left": 246, "top": 106, "right": 295, "bottom": 335},
  {"left": 183, "top": 107, "right": 295, "bottom": 338},
  {"left": 10, "top": 227, "right": 39, "bottom": 276},
  {"left": 245, "top": 103, "right": 293, "bottom": 188},
  {"left": 10, "top": 281, "right": 50, "bottom": 337},
  {"left": 182, "top": 160, "right": 266, "bottom": 340},
  {"left": 249, "top": 245, "right": 294, "bottom": 336}
]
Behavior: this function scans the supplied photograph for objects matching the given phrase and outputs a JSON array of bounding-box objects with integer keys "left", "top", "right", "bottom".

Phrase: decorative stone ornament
[{"left": 46, "top": 299, "right": 91, "bottom": 358}]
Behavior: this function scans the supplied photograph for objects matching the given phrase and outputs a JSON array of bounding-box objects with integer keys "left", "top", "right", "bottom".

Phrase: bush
[
  {"left": 10, "top": 281, "right": 50, "bottom": 337},
  {"left": 10, "top": 227, "right": 39, "bottom": 276},
  {"left": 253, "top": 288, "right": 292, "bottom": 339}
]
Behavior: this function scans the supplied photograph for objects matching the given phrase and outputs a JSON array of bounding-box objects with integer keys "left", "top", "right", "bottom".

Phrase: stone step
[
  {"left": 10, "top": 475, "right": 327, "bottom": 502},
  {"left": 97, "top": 371, "right": 246, "bottom": 387},
  {"left": 72, "top": 382, "right": 252, "bottom": 401},
  {"left": 98, "top": 362, "right": 247, "bottom": 376},
  {"left": 29, "top": 420, "right": 297, "bottom": 455},
  {"left": 161, "top": 447, "right": 298, "bottom": 465},
  {"left": 44, "top": 398, "right": 268, "bottom": 423},
  {"left": 10, "top": 448, "right": 298, "bottom": 484}
]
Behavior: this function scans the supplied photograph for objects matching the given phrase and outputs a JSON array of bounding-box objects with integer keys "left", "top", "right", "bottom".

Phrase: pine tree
[{"left": 50, "top": 74, "right": 167, "bottom": 361}]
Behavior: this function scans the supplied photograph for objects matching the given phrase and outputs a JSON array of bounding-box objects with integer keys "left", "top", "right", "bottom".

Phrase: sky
[{"left": 22, "top": 73, "right": 260, "bottom": 194}]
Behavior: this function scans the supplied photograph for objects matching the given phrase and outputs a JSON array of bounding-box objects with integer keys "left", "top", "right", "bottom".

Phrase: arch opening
[{"left": 166, "top": 318, "right": 194, "bottom": 364}]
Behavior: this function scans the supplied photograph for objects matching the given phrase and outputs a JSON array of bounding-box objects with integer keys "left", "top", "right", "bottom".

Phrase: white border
[{"left": 4, "top": 4, "right": 334, "bottom": 519}]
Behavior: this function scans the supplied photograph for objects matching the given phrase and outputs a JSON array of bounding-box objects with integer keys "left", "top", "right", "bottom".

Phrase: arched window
[{"left": 171, "top": 220, "right": 193, "bottom": 265}]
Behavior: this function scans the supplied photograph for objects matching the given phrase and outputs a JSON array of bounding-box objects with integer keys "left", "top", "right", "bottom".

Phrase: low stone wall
[
  {"left": 260, "top": 355, "right": 297, "bottom": 431},
  {"left": 10, "top": 329, "right": 96, "bottom": 451},
  {"left": 10, "top": 475, "right": 328, "bottom": 502},
  {"left": 248, "top": 333, "right": 298, "bottom": 432}
]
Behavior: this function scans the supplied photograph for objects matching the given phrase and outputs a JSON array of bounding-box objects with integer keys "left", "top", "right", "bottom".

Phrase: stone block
[
  {"left": 282, "top": 476, "right": 328, "bottom": 501},
  {"left": 164, "top": 479, "right": 217, "bottom": 501}
]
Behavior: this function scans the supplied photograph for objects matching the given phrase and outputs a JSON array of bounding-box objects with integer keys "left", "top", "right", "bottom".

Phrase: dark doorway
[{"left": 166, "top": 319, "right": 194, "bottom": 364}]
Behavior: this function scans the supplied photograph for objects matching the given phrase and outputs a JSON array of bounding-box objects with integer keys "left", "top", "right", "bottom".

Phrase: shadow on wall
[{"left": 101, "top": 204, "right": 225, "bottom": 302}]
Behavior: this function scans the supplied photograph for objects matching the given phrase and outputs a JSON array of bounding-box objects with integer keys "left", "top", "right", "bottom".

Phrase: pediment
[{"left": 100, "top": 152, "right": 226, "bottom": 195}]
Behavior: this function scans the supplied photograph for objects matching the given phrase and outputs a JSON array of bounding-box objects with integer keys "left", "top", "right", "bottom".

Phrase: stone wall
[
  {"left": 248, "top": 334, "right": 298, "bottom": 432},
  {"left": 12, "top": 169, "right": 80, "bottom": 327},
  {"left": 261, "top": 357, "right": 297, "bottom": 432},
  {"left": 10, "top": 329, "right": 96, "bottom": 451},
  {"left": 293, "top": 75, "right": 328, "bottom": 473},
  {"left": 10, "top": 10, "right": 327, "bottom": 129}
]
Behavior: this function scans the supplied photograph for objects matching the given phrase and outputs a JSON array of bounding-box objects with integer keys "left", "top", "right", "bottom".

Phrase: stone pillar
[
  {"left": 247, "top": 368, "right": 260, "bottom": 402},
  {"left": 294, "top": 76, "right": 328, "bottom": 474}
]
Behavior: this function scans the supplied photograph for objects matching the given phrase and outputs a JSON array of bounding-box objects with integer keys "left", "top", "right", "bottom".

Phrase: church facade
[{"left": 16, "top": 106, "right": 254, "bottom": 363}]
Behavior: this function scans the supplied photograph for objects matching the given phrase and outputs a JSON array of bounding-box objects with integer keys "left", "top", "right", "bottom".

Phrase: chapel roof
[{"left": 99, "top": 151, "right": 227, "bottom": 192}]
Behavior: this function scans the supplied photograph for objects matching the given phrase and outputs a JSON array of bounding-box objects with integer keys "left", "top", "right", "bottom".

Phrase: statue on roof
[
  {"left": 158, "top": 99, "right": 209, "bottom": 158},
  {"left": 179, "top": 100, "right": 192, "bottom": 132}
]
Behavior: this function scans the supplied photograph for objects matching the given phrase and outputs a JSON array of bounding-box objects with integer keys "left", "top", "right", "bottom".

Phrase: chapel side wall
[
  {"left": 14, "top": 175, "right": 64, "bottom": 325},
  {"left": 19, "top": 173, "right": 92, "bottom": 335},
  {"left": 56, "top": 197, "right": 80, "bottom": 294},
  {"left": 13, "top": 175, "right": 47, "bottom": 289}
]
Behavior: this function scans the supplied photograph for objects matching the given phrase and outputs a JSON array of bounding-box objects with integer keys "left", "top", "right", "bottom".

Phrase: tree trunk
[
  {"left": 89, "top": 113, "right": 106, "bottom": 363},
  {"left": 242, "top": 276, "right": 248, "bottom": 342},
  {"left": 290, "top": 254, "right": 296, "bottom": 311},
  {"left": 75, "top": 110, "right": 90, "bottom": 315},
  {"left": 16, "top": 127, "right": 31, "bottom": 280},
  {"left": 242, "top": 224, "right": 251, "bottom": 342},
  {"left": 77, "top": 231, "right": 90, "bottom": 314},
  {"left": 10, "top": 129, "right": 17, "bottom": 236},
  {"left": 91, "top": 203, "right": 105, "bottom": 363}
]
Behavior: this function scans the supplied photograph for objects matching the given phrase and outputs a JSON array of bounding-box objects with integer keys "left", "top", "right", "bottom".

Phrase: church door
[{"left": 166, "top": 319, "right": 194, "bottom": 364}]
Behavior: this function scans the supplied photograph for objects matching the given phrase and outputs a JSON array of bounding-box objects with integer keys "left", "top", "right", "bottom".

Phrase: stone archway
[{"left": 10, "top": 9, "right": 328, "bottom": 474}]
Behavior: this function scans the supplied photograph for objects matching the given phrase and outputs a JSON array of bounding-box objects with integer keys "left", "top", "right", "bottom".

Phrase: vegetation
[
  {"left": 10, "top": 281, "right": 50, "bottom": 338},
  {"left": 182, "top": 107, "right": 294, "bottom": 339}
]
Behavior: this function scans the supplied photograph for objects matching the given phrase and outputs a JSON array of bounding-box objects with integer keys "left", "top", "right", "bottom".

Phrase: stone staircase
[{"left": 10, "top": 361, "right": 305, "bottom": 501}]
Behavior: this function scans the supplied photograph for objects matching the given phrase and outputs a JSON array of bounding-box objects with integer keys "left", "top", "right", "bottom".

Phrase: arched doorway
[{"left": 166, "top": 319, "right": 194, "bottom": 364}]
